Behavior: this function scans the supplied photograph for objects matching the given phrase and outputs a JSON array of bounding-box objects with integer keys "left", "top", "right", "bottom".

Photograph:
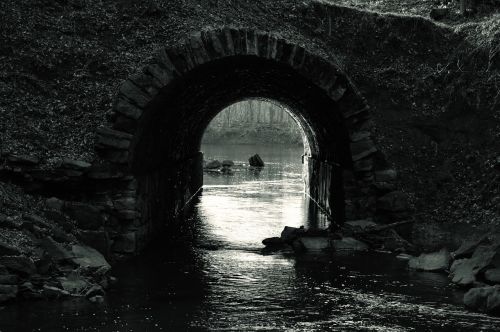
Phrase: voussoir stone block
[
  {"left": 289, "top": 45, "right": 306, "bottom": 69},
  {"left": 267, "top": 36, "right": 279, "bottom": 59},
  {"left": 221, "top": 28, "right": 235, "bottom": 55},
  {"left": 245, "top": 29, "right": 258, "bottom": 55},
  {"left": 156, "top": 48, "right": 178, "bottom": 75},
  {"left": 144, "top": 63, "right": 174, "bottom": 86},
  {"left": 188, "top": 34, "right": 210, "bottom": 65},
  {"left": 256, "top": 33, "right": 268, "bottom": 58},
  {"left": 96, "top": 127, "right": 133, "bottom": 150},
  {"left": 119, "top": 80, "right": 152, "bottom": 108},
  {"left": 329, "top": 85, "right": 347, "bottom": 101},
  {"left": 114, "top": 97, "right": 143, "bottom": 120},
  {"left": 129, "top": 72, "right": 162, "bottom": 95}
]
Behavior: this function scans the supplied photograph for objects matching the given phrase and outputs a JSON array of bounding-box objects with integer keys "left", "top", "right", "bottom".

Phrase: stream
[{"left": 1, "top": 144, "right": 499, "bottom": 331}]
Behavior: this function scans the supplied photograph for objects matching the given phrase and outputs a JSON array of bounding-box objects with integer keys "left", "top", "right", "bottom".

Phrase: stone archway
[{"left": 96, "top": 28, "right": 391, "bottom": 256}]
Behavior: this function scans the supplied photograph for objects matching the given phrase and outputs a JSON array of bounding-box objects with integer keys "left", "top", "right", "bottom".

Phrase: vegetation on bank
[{"left": 202, "top": 100, "right": 303, "bottom": 145}]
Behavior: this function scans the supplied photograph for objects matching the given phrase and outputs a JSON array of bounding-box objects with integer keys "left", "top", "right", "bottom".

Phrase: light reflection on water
[{"left": 1, "top": 144, "right": 500, "bottom": 331}]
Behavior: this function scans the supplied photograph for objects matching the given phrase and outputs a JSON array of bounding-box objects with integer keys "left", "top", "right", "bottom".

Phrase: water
[{"left": 1, "top": 144, "right": 500, "bottom": 331}]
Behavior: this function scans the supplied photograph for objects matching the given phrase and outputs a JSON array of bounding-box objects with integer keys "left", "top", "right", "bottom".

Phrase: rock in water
[
  {"left": 221, "top": 160, "right": 234, "bottom": 167},
  {"left": 204, "top": 160, "right": 221, "bottom": 169},
  {"left": 280, "top": 226, "right": 304, "bottom": 242},
  {"left": 71, "top": 245, "right": 111, "bottom": 270},
  {"left": 299, "top": 237, "right": 332, "bottom": 251},
  {"left": 248, "top": 154, "right": 264, "bottom": 167},
  {"left": 408, "top": 248, "right": 451, "bottom": 272},
  {"left": 449, "top": 244, "right": 499, "bottom": 286},
  {"left": 262, "top": 237, "right": 285, "bottom": 247},
  {"left": 333, "top": 237, "right": 369, "bottom": 251},
  {"left": 464, "top": 285, "right": 500, "bottom": 315}
]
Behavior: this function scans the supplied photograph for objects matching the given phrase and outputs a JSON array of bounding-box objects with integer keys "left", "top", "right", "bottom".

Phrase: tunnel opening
[
  {"left": 100, "top": 29, "right": 382, "bottom": 255},
  {"left": 130, "top": 55, "right": 351, "bottom": 236}
]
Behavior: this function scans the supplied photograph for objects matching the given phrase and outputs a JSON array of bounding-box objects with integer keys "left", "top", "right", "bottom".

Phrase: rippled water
[{"left": 1, "top": 144, "right": 500, "bottom": 331}]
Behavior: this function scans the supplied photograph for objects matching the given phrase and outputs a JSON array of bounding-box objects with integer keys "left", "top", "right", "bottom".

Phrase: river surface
[{"left": 1, "top": 144, "right": 500, "bottom": 331}]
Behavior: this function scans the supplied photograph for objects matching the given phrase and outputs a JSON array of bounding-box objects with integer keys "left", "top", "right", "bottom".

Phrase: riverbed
[{"left": 1, "top": 144, "right": 499, "bottom": 331}]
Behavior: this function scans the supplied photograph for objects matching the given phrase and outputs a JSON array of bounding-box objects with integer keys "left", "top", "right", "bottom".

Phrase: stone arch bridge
[{"left": 89, "top": 27, "right": 400, "bottom": 255}]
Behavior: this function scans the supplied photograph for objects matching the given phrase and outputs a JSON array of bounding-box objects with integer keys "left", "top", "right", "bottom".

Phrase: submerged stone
[{"left": 333, "top": 237, "right": 369, "bottom": 251}]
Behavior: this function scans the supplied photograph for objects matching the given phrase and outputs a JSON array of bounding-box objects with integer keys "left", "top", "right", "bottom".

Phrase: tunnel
[{"left": 96, "top": 28, "right": 381, "bottom": 254}]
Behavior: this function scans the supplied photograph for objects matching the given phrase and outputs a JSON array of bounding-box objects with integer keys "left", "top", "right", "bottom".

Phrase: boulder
[
  {"left": 464, "top": 285, "right": 500, "bottom": 315},
  {"left": 262, "top": 237, "right": 285, "bottom": 247},
  {"left": 0, "top": 256, "right": 36, "bottom": 276},
  {"left": 23, "top": 214, "right": 50, "bottom": 228},
  {"left": 46, "top": 197, "right": 64, "bottom": 211},
  {"left": 280, "top": 226, "right": 304, "bottom": 242},
  {"left": 408, "top": 248, "right": 451, "bottom": 272},
  {"left": 39, "top": 237, "right": 72, "bottom": 261},
  {"left": 51, "top": 226, "right": 75, "bottom": 243},
  {"left": 0, "top": 274, "right": 18, "bottom": 284},
  {"left": 452, "top": 235, "right": 488, "bottom": 259},
  {"left": 485, "top": 268, "right": 500, "bottom": 284},
  {"left": 204, "top": 160, "right": 221, "bottom": 169},
  {"left": 333, "top": 237, "right": 369, "bottom": 251},
  {"left": 0, "top": 285, "right": 18, "bottom": 303},
  {"left": 449, "top": 245, "right": 499, "bottom": 286},
  {"left": 299, "top": 237, "right": 332, "bottom": 251},
  {"left": 58, "top": 273, "right": 90, "bottom": 294},
  {"left": 0, "top": 240, "right": 21, "bottom": 256},
  {"left": 249, "top": 154, "right": 264, "bottom": 167},
  {"left": 71, "top": 245, "right": 110, "bottom": 270},
  {"left": 64, "top": 203, "right": 103, "bottom": 230},
  {"left": 222, "top": 160, "right": 234, "bottom": 167}
]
